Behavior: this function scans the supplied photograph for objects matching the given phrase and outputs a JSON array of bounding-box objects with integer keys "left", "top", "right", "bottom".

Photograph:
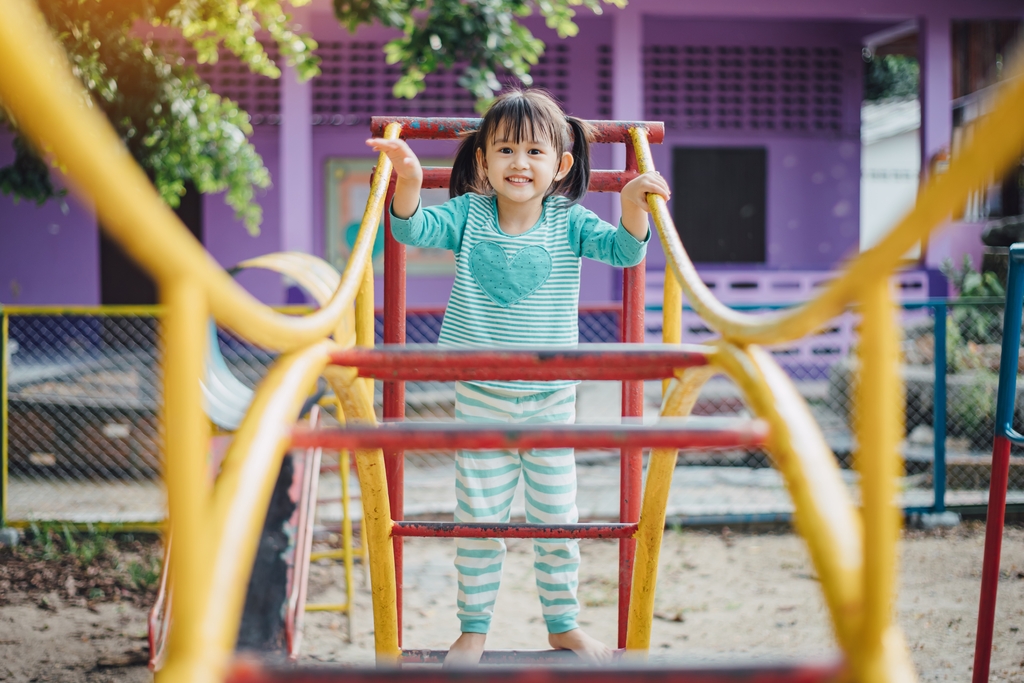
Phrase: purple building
[{"left": 2, "top": 0, "right": 1023, "bottom": 309}]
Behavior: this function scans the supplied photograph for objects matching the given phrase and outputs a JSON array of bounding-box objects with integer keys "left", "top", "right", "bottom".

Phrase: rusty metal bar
[
  {"left": 391, "top": 521, "right": 638, "bottom": 539},
  {"left": 370, "top": 117, "right": 665, "bottom": 144},
  {"left": 291, "top": 421, "right": 769, "bottom": 452},
  {"left": 381, "top": 173, "right": 406, "bottom": 645},
  {"left": 328, "top": 345, "right": 709, "bottom": 381}
]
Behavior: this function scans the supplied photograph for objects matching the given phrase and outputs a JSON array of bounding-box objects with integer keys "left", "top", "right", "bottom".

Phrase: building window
[{"left": 672, "top": 146, "right": 766, "bottom": 263}]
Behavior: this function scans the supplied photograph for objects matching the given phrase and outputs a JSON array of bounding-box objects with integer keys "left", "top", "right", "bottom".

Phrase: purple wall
[
  {"left": 641, "top": 18, "right": 869, "bottom": 271},
  {"left": 6, "top": 0, "right": 1022, "bottom": 306},
  {"left": 203, "top": 129, "right": 285, "bottom": 304},
  {"left": 0, "top": 133, "right": 99, "bottom": 305}
]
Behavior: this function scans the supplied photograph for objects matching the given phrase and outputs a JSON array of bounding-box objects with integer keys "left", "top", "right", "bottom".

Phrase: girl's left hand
[{"left": 621, "top": 172, "right": 671, "bottom": 212}]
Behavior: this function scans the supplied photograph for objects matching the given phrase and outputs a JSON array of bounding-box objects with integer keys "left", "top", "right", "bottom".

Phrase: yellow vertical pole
[
  {"left": 626, "top": 366, "right": 716, "bottom": 652},
  {"left": 158, "top": 280, "right": 213, "bottom": 682},
  {"left": 854, "top": 280, "right": 904, "bottom": 682},
  {"left": 340, "top": 448, "right": 355, "bottom": 640},
  {"left": 356, "top": 261, "right": 375, "bottom": 400},
  {"left": 356, "top": 262, "right": 375, "bottom": 349},
  {"left": 333, "top": 380, "right": 400, "bottom": 663},
  {"left": 662, "top": 273, "right": 683, "bottom": 395},
  {"left": 1, "top": 310, "right": 9, "bottom": 526}
]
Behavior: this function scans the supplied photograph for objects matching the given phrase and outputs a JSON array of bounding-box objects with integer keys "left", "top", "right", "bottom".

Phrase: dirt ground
[{"left": 1, "top": 524, "right": 1023, "bottom": 681}]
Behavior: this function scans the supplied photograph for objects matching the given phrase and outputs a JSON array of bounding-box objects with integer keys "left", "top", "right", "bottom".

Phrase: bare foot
[
  {"left": 443, "top": 632, "right": 487, "bottom": 668},
  {"left": 548, "top": 628, "right": 614, "bottom": 664}
]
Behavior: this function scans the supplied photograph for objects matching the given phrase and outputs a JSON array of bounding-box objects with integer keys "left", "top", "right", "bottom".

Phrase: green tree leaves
[
  {"left": 1, "top": 0, "right": 627, "bottom": 233},
  {"left": 335, "top": 0, "right": 625, "bottom": 109}
]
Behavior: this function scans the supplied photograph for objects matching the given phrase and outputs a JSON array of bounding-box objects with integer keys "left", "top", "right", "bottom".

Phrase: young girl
[{"left": 367, "top": 89, "right": 670, "bottom": 666}]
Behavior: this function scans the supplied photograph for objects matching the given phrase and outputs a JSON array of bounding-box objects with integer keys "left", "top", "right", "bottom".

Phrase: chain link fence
[{"left": 2, "top": 301, "right": 1021, "bottom": 524}]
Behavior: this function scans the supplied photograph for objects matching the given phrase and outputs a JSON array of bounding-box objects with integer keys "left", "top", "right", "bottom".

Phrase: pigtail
[
  {"left": 558, "top": 116, "right": 594, "bottom": 205},
  {"left": 449, "top": 130, "right": 483, "bottom": 199}
]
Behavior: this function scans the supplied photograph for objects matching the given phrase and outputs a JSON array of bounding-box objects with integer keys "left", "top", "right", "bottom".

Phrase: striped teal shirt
[{"left": 391, "top": 193, "right": 648, "bottom": 391}]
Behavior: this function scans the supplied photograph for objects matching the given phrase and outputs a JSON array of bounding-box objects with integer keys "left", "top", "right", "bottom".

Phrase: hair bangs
[{"left": 488, "top": 94, "right": 559, "bottom": 148}]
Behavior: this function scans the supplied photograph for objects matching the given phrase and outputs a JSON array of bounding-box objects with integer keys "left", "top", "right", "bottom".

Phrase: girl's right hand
[{"left": 366, "top": 138, "right": 423, "bottom": 183}]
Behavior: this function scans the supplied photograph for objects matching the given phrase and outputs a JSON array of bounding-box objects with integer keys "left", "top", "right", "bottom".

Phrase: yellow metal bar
[
  {"left": 661, "top": 271, "right": 683, "bottom": 395},
  {"left": 0, "top": 2, "right": 398, "bottom": 353},
  {"left": 305, "top": 602, "right": 351, "bottom": 612},
  {"left": 711, "top": 342, "right": 865, "bottom": 655},
  {"left": 0, "top": 305, "right": 163, "bottom": 316},
  {"left": 340, "top": 447, "right": 356, "bottom": 638},
  {"left": 853, "top": 282, "right": 915, "bottom": 683},
  {"left": 356, "top": 259, "right": 375, "bottom": 349},
  {"left": 158, "top": 280, "right": 212, "bottom": 683},
  {"left": 1, "top": 310, "right": 8, "bottom": 526},
  {"left": 188, "top": 341, "right": 336, "bottom": 681},
  {"left": 310, "top": 547, "right": 362, "bottom": 562},
  {"left": 626, "top": 365, "right": 717, "bottom": 652},
  {"left": 5, "top": 520, "right": 165, "bottom": 533},
  {"left": 330, "top": 378, "right": 400, "bottom": 663}
]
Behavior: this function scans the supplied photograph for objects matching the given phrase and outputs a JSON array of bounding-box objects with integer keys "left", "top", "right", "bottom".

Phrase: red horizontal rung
[
  {"left": 392, "top": 521, "right": 637, "bottom": 539},
  {"left": 227, "top": 660, "right": 846, "bottom": 682},
  {"left": 291, "top": 420, "right": 769, "bottom": 453},
  {"left": 328, "top": 344, "right": 710, "bottom": 381},
  {"left": 370, "top": 117, "right": 665, "bottom": 144},
  {"left": 400, "top": 648, "right": 595, "bottom": 664}
]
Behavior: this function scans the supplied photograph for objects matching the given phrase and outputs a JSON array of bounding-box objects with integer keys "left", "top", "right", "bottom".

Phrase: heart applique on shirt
[{"left": 468, "top": 241, "right": 552, "bottom": 308}]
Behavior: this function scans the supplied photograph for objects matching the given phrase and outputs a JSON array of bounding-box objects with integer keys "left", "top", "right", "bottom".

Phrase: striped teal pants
[{"left": 453, "top": 381, "right": 580, "bottom": 635}]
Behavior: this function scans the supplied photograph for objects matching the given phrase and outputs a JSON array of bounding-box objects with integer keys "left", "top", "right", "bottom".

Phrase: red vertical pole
[
  {"left": 972, "top": 435, "right": 1013, "bottom": 683},
  {"left": 618, "top": 140, "right": 645, "bottom": 649},
  {"left": 382, "top": 174, "right": 405, "bottom": 645}
]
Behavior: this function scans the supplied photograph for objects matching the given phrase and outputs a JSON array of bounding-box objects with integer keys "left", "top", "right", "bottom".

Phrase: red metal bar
[
  {"left": 618, "top": 134, "right": 646, "bottom": 648},
  {"left": 972, "top": 434, "right": 1014, "bottom": 683},
  {"left": 328, "top": 346, "right": 709, "bottom": 381},
  {"left": 227, "top": 660, "right": 847, "bottom": 683},
  {"left": 419, "top": 167, "right": 640, "bottom": 193},
  {"left": 381, "top": 173, "right": 405, "bottom": 645},
  {"left": 371, "top": 117, "right": 665, "bottom": 144},
  {"left": 400, "top": 648, "right": 608, "bottom": 664},
  {"left": 292, "top": 421, "right": 769, "bottom": 452},
  {"left": 392, "top": 521, "right": 638, "bottom": 539}
]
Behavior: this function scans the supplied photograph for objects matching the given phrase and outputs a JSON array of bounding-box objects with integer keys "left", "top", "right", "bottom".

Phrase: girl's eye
[
  {"left": 529, "top": 149, "right": 542, "bottom": 155},
  {"left": 499, "top": 147, "right": 512, "bottom": 154}
]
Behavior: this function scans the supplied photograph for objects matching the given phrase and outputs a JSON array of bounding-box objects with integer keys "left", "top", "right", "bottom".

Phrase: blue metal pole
[
  {"left": 933, "top": 302, "right": 947, "bottom": 513},
  {"left": 972, "top": 243, "right": 1024, "bottom": 682},
  {"left": 994, "top": 247, "right": 1024, "bottom": 443}
]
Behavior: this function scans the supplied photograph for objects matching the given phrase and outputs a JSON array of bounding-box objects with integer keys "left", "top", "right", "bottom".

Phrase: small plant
[{"left": 127, "top": 557, "right": 161, "bottom": 592}]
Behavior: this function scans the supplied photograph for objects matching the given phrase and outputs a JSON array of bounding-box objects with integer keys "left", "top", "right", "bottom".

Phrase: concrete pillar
[
  {"left": 279, "top": 48, "right": 313, "bottom": 255},
  {"left": 919, "top": 13, "right": 952, "bottom": 172},
  {"left": 611, "top": 9, "right": 644, "bottom": 225}
]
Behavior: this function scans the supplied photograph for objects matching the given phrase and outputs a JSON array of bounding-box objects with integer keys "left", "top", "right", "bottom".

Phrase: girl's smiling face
[{"left": 477, "top": 123, "right": 574, "bottom": 206}]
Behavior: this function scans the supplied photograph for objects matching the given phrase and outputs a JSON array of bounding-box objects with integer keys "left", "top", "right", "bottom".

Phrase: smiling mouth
[{"left": 505, "top": 176, "right": 532, "bottom": 185}]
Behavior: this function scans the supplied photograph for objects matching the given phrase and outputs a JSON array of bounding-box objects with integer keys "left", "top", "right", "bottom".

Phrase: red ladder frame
[{"left": 372, "top": 116, "right": 665, "bottom": 649}]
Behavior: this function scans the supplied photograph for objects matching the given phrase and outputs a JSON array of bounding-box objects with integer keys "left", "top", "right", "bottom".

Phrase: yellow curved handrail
[
  {"left": 638, "top": 57, "right": 1024, "bottom": 345},
  {"left": 5, "top": 0, "right": 1021, "bottom": 678},
  {"left": 0, "top": 0, "right": 396, "bottom": 353}
]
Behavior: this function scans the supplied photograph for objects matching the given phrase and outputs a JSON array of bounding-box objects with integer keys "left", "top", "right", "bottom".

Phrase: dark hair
[{"left": 449, "top": 89, "right": 594, "bottom": 204}]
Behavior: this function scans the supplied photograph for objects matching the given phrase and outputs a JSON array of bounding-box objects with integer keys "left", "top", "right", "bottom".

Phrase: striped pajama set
[{"left": 391, "top": 192, "right": 648, "bottom": 635}]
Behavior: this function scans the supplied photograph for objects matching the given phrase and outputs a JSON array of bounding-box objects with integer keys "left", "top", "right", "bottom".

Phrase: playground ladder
[{"left": 275, "top": 117, "right": 791, "bottom": 665}]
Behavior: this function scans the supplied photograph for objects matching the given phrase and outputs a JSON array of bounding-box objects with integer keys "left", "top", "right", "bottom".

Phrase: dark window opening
[{"left": 672, "top": 146, "right": 766, "bottom": 264}]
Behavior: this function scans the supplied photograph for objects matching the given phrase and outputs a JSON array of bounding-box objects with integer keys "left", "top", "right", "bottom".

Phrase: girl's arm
[
  {"left": 366, "top": 138, "right": 422, "bottom": 218},
  {"left": 619, "top": 171, "right": 672, "bottom": 240},
  {"left": 570, "top": 202, "right": 649, "bottom": 268}
]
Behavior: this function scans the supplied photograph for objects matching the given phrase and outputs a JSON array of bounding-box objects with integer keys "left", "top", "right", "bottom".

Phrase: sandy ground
[{"left": 2, "top": 525, "right": 1023, "bottom": 681}]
